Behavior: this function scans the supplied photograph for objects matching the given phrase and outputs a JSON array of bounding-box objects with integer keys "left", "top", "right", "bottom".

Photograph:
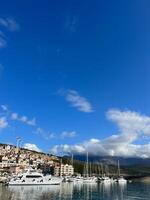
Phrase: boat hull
[
  {"left": 8, "top": 180, "right": 62, "bottom": 186},
  {"left": 9, "top": 182, "right": 61, "bottom": 186}
]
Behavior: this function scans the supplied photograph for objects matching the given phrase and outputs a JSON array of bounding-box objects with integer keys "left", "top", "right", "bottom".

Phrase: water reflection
[
  {"left": 2, "top": 182, "right": 150, "bottom": 200},
  {"left": 9, "top": 185, "right": 60, "bottom": 200},
  {"left": 59, "top": 182, "right": 73, "bottom": 199},
  {"left": 97, "top": 183, "right": 126, "bottom": 200}
]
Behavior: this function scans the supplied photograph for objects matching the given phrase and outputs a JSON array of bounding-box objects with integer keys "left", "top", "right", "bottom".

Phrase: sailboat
[
  {"left": 83, "top": 152, "right": 97, "bottom": 183},
  {"left": 117, "top": 160, "right": 127, "bottom": 183},
  {"left": 101, "top": 165, "right": 112, "bottom": 183}
]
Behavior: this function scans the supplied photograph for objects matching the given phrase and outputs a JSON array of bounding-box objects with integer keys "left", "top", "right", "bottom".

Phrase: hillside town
[{"left": 0, "top": 143, "right": 74, "bottom": 182}]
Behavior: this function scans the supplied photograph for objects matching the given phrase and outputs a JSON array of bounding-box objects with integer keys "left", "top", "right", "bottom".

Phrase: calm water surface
[{"left": 0, "top": 182, "right": 150, "bottom": 200}]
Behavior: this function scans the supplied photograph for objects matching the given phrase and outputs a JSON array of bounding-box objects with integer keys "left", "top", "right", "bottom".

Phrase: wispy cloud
[
  {"left": 27, "top": 118, "right": 36, "bottom": 126},
  {"left": 58, "top": 89, "right": 93, "bottom": 113},
  {"left": 24, "top": 143, "right": 42, "bottom": 152},
  {"left": 60, "top": 131, "right": 77, "bottom": 139},
  {"left": 1, "top": 105, "right": 8, "bottom": 111},
  {"left": 0, "top": 117, "right": 8, "bottom": 129},
  {"left": 1, "top": 104, "right": 77, "bottom": 143},
  {"left": 36, "top": 127, "right": 76, "bottom": 140},
  {"left": 35, "top": 128, "right": 56, "bottom": 140},
  {"left": 0, "top": 17, "right": 19, "bottom": 49},
  {"left": 0, "top": 17, "right": 19, "bottom": 32},
  {"left": 11, "top": 112, "right": 36, "bottom": 126},
  {"left": 50, "top": 109, "right": 150, "bottom": 158}
]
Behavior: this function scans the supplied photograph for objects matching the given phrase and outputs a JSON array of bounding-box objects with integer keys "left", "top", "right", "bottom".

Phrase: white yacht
[{"left": 8, "top": 167, "right": 62, "bottom": 185}]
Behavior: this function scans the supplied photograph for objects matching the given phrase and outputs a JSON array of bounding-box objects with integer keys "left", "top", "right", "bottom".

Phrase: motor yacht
[{"left": 8, "top": 167, "right": 62, "bottom": 185}]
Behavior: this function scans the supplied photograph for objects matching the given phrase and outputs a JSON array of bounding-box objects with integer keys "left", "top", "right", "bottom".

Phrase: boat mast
[
  {"left": 71, "top": 153, "right": 73, "bottom": 166},
  {"left": 105, "top": 165, "right": 109, "bottom": 177},
  {"left": 98, "top": 163, "right": 101, "bottom": 176},
  {"left": 86, "top": 152, "right": 89, "bottom": 178},
  {"left": 118, "top": 160, "right": 120, "bottom": 177},
  {"left": 89, "top": 162, "right": 92, "bottom": 177},
  {"left": 101, "top": 163, "right": 104, "bottom": 177}
]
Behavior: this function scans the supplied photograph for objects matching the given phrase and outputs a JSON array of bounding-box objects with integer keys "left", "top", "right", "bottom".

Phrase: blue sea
[{"left": 0, "top": 182, "right": 150, "bottom": 200}]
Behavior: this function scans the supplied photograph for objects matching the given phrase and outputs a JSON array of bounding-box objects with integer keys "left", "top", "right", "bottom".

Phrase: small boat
[{"left": 8, "top": 167, "right": 62, "bottom": 185}]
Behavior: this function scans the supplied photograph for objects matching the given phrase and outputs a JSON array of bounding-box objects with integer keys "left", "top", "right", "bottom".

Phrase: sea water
[{"left": 0, "top": 182, "right": 150, "bottom": 200}]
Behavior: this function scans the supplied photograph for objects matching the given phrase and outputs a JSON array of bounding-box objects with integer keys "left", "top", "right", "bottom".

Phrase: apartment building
[{"left": 54, "top": 164, "right": 74, "bottom": 176}]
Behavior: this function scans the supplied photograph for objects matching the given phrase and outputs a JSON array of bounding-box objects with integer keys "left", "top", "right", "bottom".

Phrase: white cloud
[
  {"left": 35, "top": 128, "right": 56, "bottom": 140},
  {"left": 59, "top": 89, "right": 93, "bottom": 113},
  {"left": 24, "top": 143, "right": 42, "bottom": 152},
  {"left": 50, "top": 109, "right": 150, "bottom": 158},
  {"left": 50, "top": 138, "right": 150, "bottom": 158},
  {"left": 0, "top": 18, "right": 19, "bottom": 31},
  {"left": 0, "top": 117, "right": 8, "bottom": 129},
  {"left": 11, "top": 112, "right": 36, "bottom": 126},
  {"left": 61, "top": 131, "right": 77, "bottom": 139},
  {"left": 36, "top": 127, "right": 76, "bottom": 140},
  {"left": 20, "top": 116, "right": 28, "bottom": 123},
  {"left": 46, "top": 133, "right": 56, "bottom": 139},
  {"left": 107, "top": 109, "right": 150, "bottom": 135}
]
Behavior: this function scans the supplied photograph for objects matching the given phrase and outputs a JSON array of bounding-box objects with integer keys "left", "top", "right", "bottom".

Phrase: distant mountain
[{"left": 72, "top": 155, "right": 150, "bottom": 166}]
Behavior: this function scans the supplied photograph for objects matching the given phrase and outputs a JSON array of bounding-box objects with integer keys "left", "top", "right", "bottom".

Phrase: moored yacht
[{"left": 8, "top": 167, "right": 62, "bottom": 185}]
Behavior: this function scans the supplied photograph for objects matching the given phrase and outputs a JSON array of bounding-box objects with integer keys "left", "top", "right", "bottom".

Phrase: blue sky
[{"left": 1, "top": 0, "right": 150, "bottom": 157}]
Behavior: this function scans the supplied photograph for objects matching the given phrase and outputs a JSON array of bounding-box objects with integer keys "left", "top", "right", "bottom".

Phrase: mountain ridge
[{"left": 71, "top": 155, "right": 150, "bottom": 166}]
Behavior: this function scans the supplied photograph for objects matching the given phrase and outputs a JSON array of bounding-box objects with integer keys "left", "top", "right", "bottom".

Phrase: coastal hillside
[{"left": 1, "top": 143, "right": 150, "bottom": 177}]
